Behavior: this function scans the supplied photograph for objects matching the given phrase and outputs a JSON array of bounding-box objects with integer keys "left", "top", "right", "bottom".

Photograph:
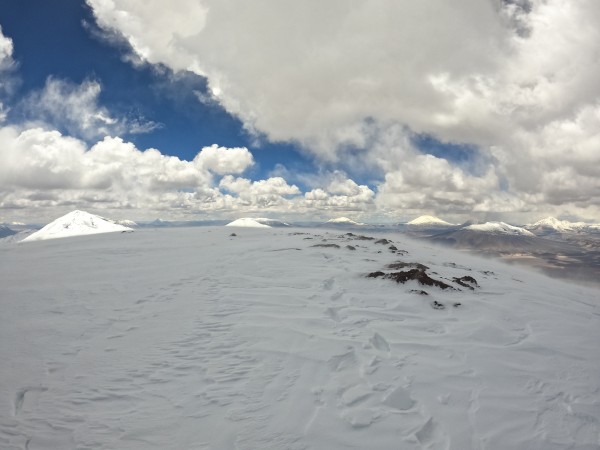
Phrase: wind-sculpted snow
[{"left": 1, "top": 227, "right": 599, "bottom": 449}]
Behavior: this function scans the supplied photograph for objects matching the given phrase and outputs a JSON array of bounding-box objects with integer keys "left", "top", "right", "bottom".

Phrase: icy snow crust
[
  {"left": 22, "top": 210, "right": 133, "bottom": 242},
  {"left": 1, "top": 227, "right": 599, "bottom": 449},
  {"left": 465, "top": 221, "right": 535, "bottom": 236}
]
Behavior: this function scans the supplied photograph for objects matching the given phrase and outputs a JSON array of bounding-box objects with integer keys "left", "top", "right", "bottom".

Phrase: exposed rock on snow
[
  {"left": 22, "top": 210, "right": 133, "bottom": 242},
  {"left": 464, "top": 221, "right": 535, "bottom": 236}
]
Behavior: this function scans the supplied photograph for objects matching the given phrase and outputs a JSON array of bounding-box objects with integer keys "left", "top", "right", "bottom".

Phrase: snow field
[{"left": 0, "top": 227, "right": 599, "bottom": 449}]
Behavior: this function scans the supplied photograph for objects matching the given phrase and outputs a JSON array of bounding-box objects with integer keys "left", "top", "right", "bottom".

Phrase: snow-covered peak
[
  {"left": 465, "top": 221, "right": 535, "bottom": 236},
  {"left": 225, "top": 218, "right": 273, "bottom": 228},
  {"left": 527, "top": 217, "right": 588, "bottom": 233},
  {"left": 22, "top": 210, "right": 134, "bottom": 242},
  {"left": 326, "top": 217, "right": 365, "bottom": 225},
  {"left": 407, "top": 215, "right": 455, "bottom": 227}
]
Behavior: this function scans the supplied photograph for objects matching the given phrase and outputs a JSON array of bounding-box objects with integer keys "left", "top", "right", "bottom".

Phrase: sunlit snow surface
[{"left": 1, "top": 227, "right": 599, "bottom": 449}]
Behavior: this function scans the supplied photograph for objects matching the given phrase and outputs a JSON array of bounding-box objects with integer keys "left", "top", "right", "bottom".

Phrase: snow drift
[{"left": 1, "top": 227, "right": 598, "bottom": 449}]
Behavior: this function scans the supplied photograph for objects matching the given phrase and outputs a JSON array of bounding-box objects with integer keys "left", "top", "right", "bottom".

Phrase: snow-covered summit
[
  {"left": 22, "top": 210, "right": 134, "bottom": 242},
  {"left": 465, "top": 221, "right": 535, "bottom": 236},
  {"left": 407, "top": 215, "right": 455, "bottom": 227},
  {"left": 225, "top": 218, "right": 288, "bottom": 228},
  {"left": 325, "top": 217, "right": 365, "bottom": 226},
  {"left": 527, "top": 216, "right": 589, "bottom": 233}
]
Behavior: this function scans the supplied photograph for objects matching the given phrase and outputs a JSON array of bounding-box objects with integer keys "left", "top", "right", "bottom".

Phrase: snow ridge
[{"left": 465, "top": 221, "right": 534, "bottom": 236}]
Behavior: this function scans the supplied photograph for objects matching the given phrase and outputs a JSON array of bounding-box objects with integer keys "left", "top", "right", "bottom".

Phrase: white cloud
[
  {"left": 22, "top": 77, "right": 160, "bottom": 141},
  {"left": 85, "top": 0, "right": 600, "bottom": 220},
  {"left": 219, "top": 175, "right": 300, "bottom": 209},
  {"left": 0, "top": 25, "right": 13, "bottom": 69},
  {"left": 193, "top": 144, "right": 254, "bottom": 175},
  {"left": 0, "top": 26, "right": 16, "bottom": 122},
  {"left": 0, "top": 126, "right": 266, "bottom": 220}
]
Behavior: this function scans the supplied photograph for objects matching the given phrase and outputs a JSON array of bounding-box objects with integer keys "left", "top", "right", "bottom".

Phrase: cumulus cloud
[
  {"left": 194, "top": 144, "right": 254, "bottom": 175},
  {"left": 0, "top": 25, "right": 16, "bottom": 122},
  {"left": 0, "top": 25, "right": 13, "bottom": 70},
  {"left": 0, "top": 126, "right": 273, "bottom": 221},
  {"left": 85, "top": 0, "right": 600, "bottom": 220},
  {"left": 302, "top": 172, "right": 375, "bottom": 216},
  {"left": 21, "top": 77, "right": 161, "bottom": 141}
]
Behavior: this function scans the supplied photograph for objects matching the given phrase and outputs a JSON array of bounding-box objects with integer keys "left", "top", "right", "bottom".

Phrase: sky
[{"left": 0, "top": 0, "right": 599, "bottom": 224}]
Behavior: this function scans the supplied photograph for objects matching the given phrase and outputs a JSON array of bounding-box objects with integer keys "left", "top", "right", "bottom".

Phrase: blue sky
[
  {"left": 0, "top": 1, "right": 598, "bottom": 223},
  {"left": 0, "top": 0, "right": 318, "bottom": 186}
]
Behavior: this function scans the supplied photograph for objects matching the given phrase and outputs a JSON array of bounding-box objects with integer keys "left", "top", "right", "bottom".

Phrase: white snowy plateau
[
  {"left": 1, "top": 225, "right": 599, "bottom": 449},
  {"left": 21, "top": 210, "right": 133, "bottom": 242},
  {"left": 406, "top": 215, "right": 455, "bottom": 227}
]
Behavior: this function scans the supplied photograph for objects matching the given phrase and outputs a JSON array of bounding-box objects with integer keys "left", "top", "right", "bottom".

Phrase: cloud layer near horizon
[
  {"left": 0, "top": 125, "right": 376, "bottom": 222},
  {"left": 82, "top": 0, "right": 600, "bottom": 221}
]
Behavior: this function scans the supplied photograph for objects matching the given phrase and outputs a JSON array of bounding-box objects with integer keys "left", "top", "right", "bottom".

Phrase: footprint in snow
[{"left": 370, "top": 332, "right": 390, "bottom": 354}]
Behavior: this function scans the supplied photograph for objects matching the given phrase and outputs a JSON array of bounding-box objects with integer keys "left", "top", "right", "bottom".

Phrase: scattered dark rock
[
  {"left": 375, "top": 238, "right": 392, "bottom": 245},
  {"left": 452, "top": 276, "right": 479, "bottom": 290},
  {"left": 480, "top": 270, "right": 495, "bottom": 276},
  {"left": 345, "top": 232, "right": 355, "bottom": 237},
  {"left": 389, "top": 245, "right": 398, "bottom": 252},
  {"left": 387, "top": 270, "right": 454, "bottom": 290},
  {"left": 303, "top": 237, "right": 313, "bottom": 240},
  {"left": 367, "top": 271, "right": 386, "bottom": 278},
  {"left": 290, "top": 232, "right": 308, "bottom": 235},
  {"left": 354, "top": 235, "right": 375, "bottom": 241},
  {"left": 431, "top": 301, "right": 445, "bottom": 310},
  {"left": 387, "top": 262, "right": 429, "bottom": 271},
  {"left": 230, "top": 233, "right": 237, "bottom": 237},
  {"left": 346, "top": 245, "right": 356, "bottom": 251},
  {"left": 311, "top": 243, "right": 341, "bottom": 249},
  {"left": 453, "top": 302, "right": 462, "bottom": 308},
  {"left": 409, "top": 290, "right": 429, "bottom": 296}
]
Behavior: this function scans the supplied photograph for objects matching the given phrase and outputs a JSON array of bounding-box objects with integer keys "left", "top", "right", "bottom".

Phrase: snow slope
[
  {"left": 1, "top": 227, "right": 599, "bottom": 449},
  {"left": 407, "top": 215, "right": 455, "bottom": 227},
  {"left": 465, "top": 221, "right": 535, "bottom": 236},
  {"left": 22, "top": 210, "right": 133, "bottom": 242}
]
